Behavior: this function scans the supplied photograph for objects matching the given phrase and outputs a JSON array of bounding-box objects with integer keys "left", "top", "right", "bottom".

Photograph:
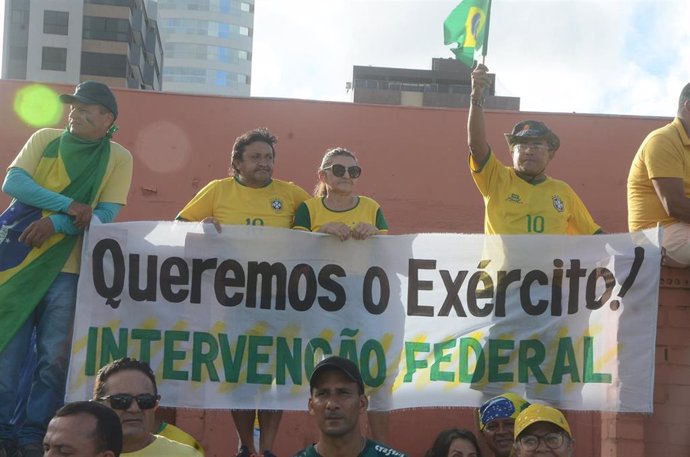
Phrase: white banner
[{"left": 66, "top": 222, "right": 661, "bottom": 413}]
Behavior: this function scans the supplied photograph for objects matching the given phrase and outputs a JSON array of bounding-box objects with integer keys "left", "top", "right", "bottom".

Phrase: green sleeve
[
  {"left": 292, "top": 202, "right": 312, "bottom": 231},
  {"left": 375, "top": 207, "right": 388, "bottom": 231}
]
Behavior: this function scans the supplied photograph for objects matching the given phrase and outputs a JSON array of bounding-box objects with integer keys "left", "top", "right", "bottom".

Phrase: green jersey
[{"left": 293, "top": 439, "right": 407, "bottom": 457}]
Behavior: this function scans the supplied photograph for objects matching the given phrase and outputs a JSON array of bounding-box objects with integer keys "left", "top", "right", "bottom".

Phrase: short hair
[
  {"left": 314, "top": 147, "right": 358, "bottom": 197},
  {"left": 424, "top": 428, "right": 483, "bottom": 457},
  {"left": 679, "top": 82, "right": 690, "bottom": 114},
  {"left": 93, "top": 357, "right": 157, "bottom": 399},
  {"left": 230, "top": 127, "right": 277, "bottom": 175},
  {"left": 54, "top": 401, "right": 123, "bottom": 457}
]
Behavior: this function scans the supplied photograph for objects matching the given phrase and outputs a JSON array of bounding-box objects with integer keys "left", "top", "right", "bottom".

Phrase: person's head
[
  {"left": 230, "top": 127, "right": 277, "bottom": 188},
  {"left": 44, "top": 401, "right": 123, "bottom": 457},
  {"left": 59, "top": 81, "right": 117, "bottom": 140},
  {"left": 478, "top": 393, "right": 530, "bottom": 457},
  {"left": 314, "top": 147, "right": 361, "bottom": 197},
  {"left": 678, "top": 82, "right": 690, "bottom": 119},
  {"left": 308, "top": 356, "right": 367, "bottom": 440},
  {"left": 504, "top": 120, "right": 560, "bottom": 179},
  {"left": 513, "top": 404, "right": 574, "bottom": 457},
  {"left": 425, "top": 428, "right": 482, "bottom": 457},
  {"left": 93, "top": 358, "right": 159, "bottom": 451}
]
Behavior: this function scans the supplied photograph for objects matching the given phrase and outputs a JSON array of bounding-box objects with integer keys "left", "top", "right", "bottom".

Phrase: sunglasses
[
  {"left": 322, "top": 164, "right": 362, "bottom": 178},
  {"left": 98, "top": 393, "right": 159, "bottom": 410}
]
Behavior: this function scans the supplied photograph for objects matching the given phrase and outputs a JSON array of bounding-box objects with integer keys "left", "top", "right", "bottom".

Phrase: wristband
[{"left": 471, "top": 98, "right": 484, "bottom": 108}]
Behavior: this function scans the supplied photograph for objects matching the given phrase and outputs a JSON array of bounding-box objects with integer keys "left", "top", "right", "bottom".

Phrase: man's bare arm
[
  {"left": 652, "top": 177, "right": 690, "bottom": 223},
  {"left": 468, "top": 63, "right": 491, "bottom": 165}
]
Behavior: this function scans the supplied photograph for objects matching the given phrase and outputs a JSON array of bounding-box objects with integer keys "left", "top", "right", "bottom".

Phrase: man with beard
[{"left": 177, "top": 127, "right": 309, "bottom": 457}]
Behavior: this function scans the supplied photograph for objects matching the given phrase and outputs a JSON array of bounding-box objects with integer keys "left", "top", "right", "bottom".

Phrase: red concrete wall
[{"left": 0, "top": 79, "right": 683, "bottom": 456}]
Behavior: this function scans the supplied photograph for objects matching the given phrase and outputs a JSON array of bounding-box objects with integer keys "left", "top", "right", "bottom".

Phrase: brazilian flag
[
  {"left": 443, "top": 0, "right": 490, "bottom": 67},
  {"left": 0, "top": 129, "right": 111, "bottom": 352}
]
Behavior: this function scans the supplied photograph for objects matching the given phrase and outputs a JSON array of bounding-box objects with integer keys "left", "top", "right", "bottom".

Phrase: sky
[
  {"left": 1, "top": 0, "right": 688, "bottom": 117},
  {"left": 250, "top": 0, "right": 689, "bottom": 116}
]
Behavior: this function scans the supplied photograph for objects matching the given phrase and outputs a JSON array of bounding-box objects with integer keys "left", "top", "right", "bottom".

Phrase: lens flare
[{"left": 13, "top": 84, "right": 64, "bottom": 127}]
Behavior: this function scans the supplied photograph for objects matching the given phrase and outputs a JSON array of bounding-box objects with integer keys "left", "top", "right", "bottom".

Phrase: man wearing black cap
[
  {"left": 294, "top": 356, "right": 407, "bottom": 457},
  {"left": 0, "top": 81, "right": 132, "bottom": 457},
  {"left": 467, "top": 64, "right": 601, "bottom": 235}
]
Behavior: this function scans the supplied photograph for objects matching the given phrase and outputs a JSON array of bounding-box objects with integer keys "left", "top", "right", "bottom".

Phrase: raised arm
[{"left": 468, "top": 63, "right": 491, "bottom": 164}]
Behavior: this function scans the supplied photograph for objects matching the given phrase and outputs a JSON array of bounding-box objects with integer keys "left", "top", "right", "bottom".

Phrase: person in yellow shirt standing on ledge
[
  {"left": 177, "top": 127, "right": 309, "bottom": 231},
  {"left": 468, "top": 64, "right": 602, "bottom": 235},
  {"left": 177, "top": 127, "right": 310, "bottom": 457},
  {"left": 627, "top": 82, "right": 690, "bottom": 267},
  {"left": 292, "top": 147, "right": 388, "bottom": 240}
]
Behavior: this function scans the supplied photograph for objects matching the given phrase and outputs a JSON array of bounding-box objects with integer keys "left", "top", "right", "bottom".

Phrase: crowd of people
[{"left": 0, "top": 69, "right": 688, "bottom": 457}]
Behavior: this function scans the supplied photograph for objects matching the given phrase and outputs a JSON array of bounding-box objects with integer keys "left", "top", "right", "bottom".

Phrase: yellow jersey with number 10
[{"left": 470, "top": 152, "right": 600, "bottom": 235}]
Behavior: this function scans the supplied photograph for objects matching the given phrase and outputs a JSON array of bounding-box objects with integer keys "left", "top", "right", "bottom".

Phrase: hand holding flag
[{"left": 471, "top": 63, "right": 491, "bottom": 101}]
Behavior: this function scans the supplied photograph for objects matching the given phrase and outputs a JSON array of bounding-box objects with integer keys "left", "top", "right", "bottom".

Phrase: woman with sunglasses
[
  {"left": 293, "top": 147, "right": 388, "bottom": 240},
  {"left": 293, "top": 147, "right": 390, "bottom": 443}
]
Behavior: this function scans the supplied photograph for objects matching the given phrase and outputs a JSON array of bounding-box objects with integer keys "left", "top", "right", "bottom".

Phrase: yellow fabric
[
  {"left": 470, "top": 152, "right": 600, "bottom": 235},
  {"left": 514, "top": 404, "right": 572, "bottom": 439},
  {"left": 293, "top": 196, "right": 388, "bottom": 232},
  {"left": 627, "top": 118, "right": 690, "bottom": 231},
  {"left": 177, "top": 177, "right": 309, "bottom": 228},
  {"left": 123, "top": 435, "right": 202, "bottom": 457},
  {"left": 9, "top": 128, "right": 133, "bottom": 273},
  {"left": 158, "top": 423, "right": 205, "bottom": 456}
]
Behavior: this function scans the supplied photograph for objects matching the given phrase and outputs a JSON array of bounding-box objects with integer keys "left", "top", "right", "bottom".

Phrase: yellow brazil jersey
[
  {"left": 627, "top": 118, "right": 690, "bottom": 231},
  {"left": 157, "top": 422, "right": 205, "bottom": 456},
  {"left": 470, "top": 152, "right": 600, "bottom": 235},
  {"left": 176, "top": 177, "right": 309, "bottom": 228},
  {"left": 292, "top": 196, "right": 388, "bottom": 232}
]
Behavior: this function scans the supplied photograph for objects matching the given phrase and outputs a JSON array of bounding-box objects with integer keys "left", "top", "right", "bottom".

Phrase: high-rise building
[
  {"left": 1, "top": 0, "right": 163, "bottom": 90},
  {"left": 352, "top": 58, "right": 520, "bottom": 110},
  {"left": 154, "top": 0, "right": 253, "bottom": 96}
]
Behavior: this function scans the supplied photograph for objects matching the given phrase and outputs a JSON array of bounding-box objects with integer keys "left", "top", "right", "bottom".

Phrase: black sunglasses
[
  {"left": 322, "top": 164, "right": 362, "bottom": 178},
  {"left": 98, "top": 393, "right": 159, "bottom": 410}
]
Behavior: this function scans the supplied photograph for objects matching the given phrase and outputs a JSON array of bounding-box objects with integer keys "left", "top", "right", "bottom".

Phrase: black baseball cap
[
  {"left": 59, "top": 81, "right": 118, "bottom": 119},
  {"left": 504, "top": 120, "right": 560, "bottom": 151},
  {"left": 310, "top": 356, "right": 365, "bottom": 394}
]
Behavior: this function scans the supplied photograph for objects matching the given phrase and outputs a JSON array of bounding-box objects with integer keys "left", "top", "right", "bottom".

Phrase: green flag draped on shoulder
[{"left": 443, "top": 0, "right": 490, "bottom": 67}]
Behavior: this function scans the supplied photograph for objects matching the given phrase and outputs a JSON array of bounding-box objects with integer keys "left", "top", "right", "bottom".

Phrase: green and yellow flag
[
  {"left": 443, "top": 0, "right": 490, "bottom": 67},
  {"left": 0, "top": 129, "right": 112, "bottom": 351}
]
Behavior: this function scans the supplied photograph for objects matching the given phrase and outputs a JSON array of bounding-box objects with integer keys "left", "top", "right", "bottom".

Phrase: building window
[
  {"left": 81, "top": 52, "right": 127, "bottom": 77},
  {"left": 163, "top": 67, "right": 249, "bottom": 86},
  {"left": 157, "top": 0, "right": 252, "bottom": 13},
  {"left": 83, "top": 16, "right": 131, "bottom": 42},
  {"left": 85, "top": 0, "right": 131, "bottom": 5},
  {"left": 215, "top": 70, "right": 228, "bottom": 86},
  {"left": 43, "top": 10, "right": 69, "bottom": 35},
  {"left": 41, "top": 47, "right": 67, "bottom": 71},
  {"left": 164, "top": 42, "right": 250, "bottom": 63},
  {"left": 160, "top": 18, "right": 251, "bottom": 38}
]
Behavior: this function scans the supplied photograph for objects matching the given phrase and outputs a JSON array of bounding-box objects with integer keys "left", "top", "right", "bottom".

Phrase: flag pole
[{"left": 481, "top": 0, "right": 492, "bottom": 64}]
